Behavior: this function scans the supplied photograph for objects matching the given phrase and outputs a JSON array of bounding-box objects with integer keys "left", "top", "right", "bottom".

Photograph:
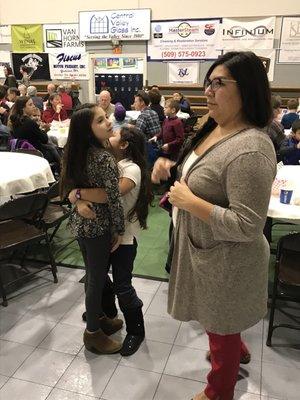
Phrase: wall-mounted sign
[
  {"left": 12, "top": 53, "right": 50, "bottom": 80},
  {"left": 43, "top": 24, "right": 85, "bottom": 53},
  {"left": 11, "top": 24, "right": 43, "bottom": 52},
  {"left": 0, "top": 51, "right": 11, "bottom": 78},
  {"left": 79, "top": 9, "right": 151, "bottom": 41},
  {"left": 0, "top": 25, "right": 11, "bottom": 44},
  {"left": 168, "top": 62, "right": 199, "bottom": 84},
  {"left": 278, "top": 16, "right": 300, "bottom": 64},
  {"left": 220, "top": 17, "right": 275, "bottom": 50},
  {"left": 49, "top": 52, "right": 89, "bottom": 80},
  {"left": 147, "top": 19, "right": 221, "bottom": 61}
]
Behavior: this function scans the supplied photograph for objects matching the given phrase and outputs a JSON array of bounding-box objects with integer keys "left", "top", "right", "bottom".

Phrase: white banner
[
  {"left": 278, "top": 16, "right": 300, "bottom": 64},
  {"left": 0, "top": 51, "right": 12, "bottom": 78},
  {"left": 49, "top": 52, "right": 89, "bottom": 80},
  {"left": 148, "top": 19, "right": 221, "bottom": 61},
  {"left": 253, "top": 49, "right": 276, "bottom": 82},
  {"left": 79, "top": 9, "right": 151, "bottom": 41},
  {"left": 0, "top": 25, "right": 11, "bottom": 44},
  {"left": 220, "top": 17, "right": 275, "bottom": 50},
  {"left": 168, "top": 62, "right": 199, "bottom": 84},
  {"left": 43, "top": 24, "right": 85, "bottom": 53}
]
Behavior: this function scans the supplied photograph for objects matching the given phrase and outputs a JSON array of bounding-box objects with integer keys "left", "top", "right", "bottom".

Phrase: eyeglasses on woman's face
[{"left": 204, "top": 77, "right": 237, "bottom": 92}]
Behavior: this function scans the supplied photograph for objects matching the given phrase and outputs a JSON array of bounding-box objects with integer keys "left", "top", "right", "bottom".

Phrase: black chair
[
  {"left": 0, "top": 193, "right": 58, "bottom": 306},
  {"left": 13, "top": 148, "right": 44, "bottom": 158},
  {"left": 0, "top": 132, "right": 9, "bottom": 151},
  {"left": 266, "top": 232, "right": 300, "bottom": 346}
]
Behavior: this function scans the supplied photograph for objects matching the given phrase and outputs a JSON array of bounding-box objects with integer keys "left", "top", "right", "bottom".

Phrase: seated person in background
[
  {"left": 19, "top": 65, "right": 32, "bottom": 86},
  {"left": 281, "top": 98, "right": 299, "bottom": 129},
  {"left": 173, "top": 92, "right": 192, "bottom": 115},
  {"left": 279, "top": 120, "right": 300, "bottom": 165},
  {"left": 109, "top": 102, "right": 130, "bottom": 130},
  {"left": 27, "top": 85, "right": 44, "bottom": 112},
  {"left": 265, "top": 95, "right": 285, "bottom": 159},
  {"left": 57, "top": 85, "right": 73, "bottom": 115},
  {"left": 43, "top": 83, "right": 56, "bottom": 102},
  {"left": 133, "top": 90, "right": 161, "bottom": 139},
  {"left": 149, "top": 99, "right": 184, "bottom": 161},
  {"left": 0, "top": 85, "right": 9, "bottom": 125},
  {"left": 148, "top": 89, "right": 165, "bottom": 123},
  {"left": 42, "top": 93, "right": 68, "bottom": 124},
  {"left": 3, "top": 66, "right": 17, "bottom": 88},
  {"left": 7, "top": 87, "right": 20, "bottom": 106},
  {"left": 18, "top": 84, "right": 27, "bottom": 97},
  {"left": 8, "top": 96, "right": 60, "bottom": 164},
  {"left": 98, "top": 89, "right": 115, "bottom": 117},
  {"left": 150, "top": 85, "right": 165, "bottom": 107}
]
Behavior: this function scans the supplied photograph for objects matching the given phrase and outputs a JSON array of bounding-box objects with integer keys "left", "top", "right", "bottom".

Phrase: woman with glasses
[{"left": 152, "top": 51, "right": 276, "bottom": 400}]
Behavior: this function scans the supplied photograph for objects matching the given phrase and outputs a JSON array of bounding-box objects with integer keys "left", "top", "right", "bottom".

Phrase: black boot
[{"left": 120, "top": 307, "right": 145, "bottom": 356}]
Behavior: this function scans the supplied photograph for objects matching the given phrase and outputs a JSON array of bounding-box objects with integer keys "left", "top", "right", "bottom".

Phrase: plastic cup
[{"left": 280, "top": 189, "right": 293, "bottom": 204}]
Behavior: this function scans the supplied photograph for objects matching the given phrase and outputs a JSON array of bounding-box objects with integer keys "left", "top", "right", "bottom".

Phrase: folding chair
[
  {"left": 266, "top": 232, "right": 300, "bottom": 346},
  {"left": 0, "top": 193, "right": 58, "bottom": 306}
]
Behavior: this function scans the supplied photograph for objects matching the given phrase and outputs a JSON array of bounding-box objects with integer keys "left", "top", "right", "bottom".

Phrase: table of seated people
[
  {"left": 47, "top": 119, "right": 70, "bottom": 148},
  {"left": 0, "top": 151, "right": 55, "bottom": 205},
  {"left": 268, "top": 164, "right": 300, "bottom": 224}
]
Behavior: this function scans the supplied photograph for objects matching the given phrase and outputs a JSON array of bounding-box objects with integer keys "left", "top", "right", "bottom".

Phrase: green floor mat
[{"left": 26, "top": 204, "right": 300, "bottom": 281}]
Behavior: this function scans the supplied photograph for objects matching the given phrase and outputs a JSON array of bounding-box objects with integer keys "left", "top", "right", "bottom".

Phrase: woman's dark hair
[
  {"left": 8, "top": 96, "right": 31, "bottom": 129},
  {"left": 119, "top": 126, "right": 154, "bottom": 229},
  {"left": 60, "top": 104, "right": 104, "bottom": 198},
  {"left": 47, "top": 93, "right": 60, "bottom": 109},
  {"left": 5, "top": 66, "right": 13, "bottom": 76},
  {"left": 0, "top": 85, "right": 7, "bottom": 100},
  {"left": 148, "top": 89, "right": 161, "bottom": 105},
  {"left": 205, "top": 51, "right": 272, "bottom": 128},
  {"left": 20, "top": 65, "right": 32, "bottom": 74}
]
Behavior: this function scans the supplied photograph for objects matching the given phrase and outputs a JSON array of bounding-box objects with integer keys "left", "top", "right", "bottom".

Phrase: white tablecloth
[
  {"left": 0, "top": 152, "right": 55, "bottom": 201},
  {"left": 48, "top": 120, "right": 70, "bottom": 148}
]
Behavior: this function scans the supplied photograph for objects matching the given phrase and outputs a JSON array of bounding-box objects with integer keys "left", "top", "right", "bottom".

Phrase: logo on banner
[
  {"left": 178, "top": 68, "right": 189, "bottom": 77},
  {"left": 21, "top": 53, "right": 43, "bottom": 75},
  {"left": 90, "top": 15, "right": 109, "bottom": 34},
  {"left": 169, "top": 22, "right": 199, "bottom": 38},
  {"left": 204, "top": 24, "right": 215, "bottom": 36},
  {"left": 46, "top": 29, "right": 62, "bottom": 48},
  {"left": 224, "top": 25, "right": 274, "bottom": 38},
  {"left": 289, "top": 21, "right": 300, "bottom": 38}
]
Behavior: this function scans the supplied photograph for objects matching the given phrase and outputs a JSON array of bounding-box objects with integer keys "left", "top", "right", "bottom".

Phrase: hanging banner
[
  {"left": 220, "top": 17, "right": 275, "bottom": 50},
  {"left": 0, "top": 25, "right": 11, "bottom": 44},
  {"left": 0, "top": 51, "right": 12, "bottom": 78},
  {"left": 49, "top": 52, "right": 89, "bottom": 80},
  {"left": 43, "top": 23, "right": 85, "bottom": 53},
  {"left": 12, "top": 53, "right": 50, "bottom": 80},
  {"left": 11, "top": 24, "right": 43, "bottom": 52},
  {"left": 79, "top": 9, "right": 151, "bottom": 41},
  {"left": 278, "top": 16, "right": 300, "bottom": 64},
  {"left": 253, "top": 49, "right": 276, "bottom": 82},
  {"left": 168, "top": 62, "right": 199, "bottom": 84},
  {"left": 147, "top": 19, "right": 222, "bottom": 61}
]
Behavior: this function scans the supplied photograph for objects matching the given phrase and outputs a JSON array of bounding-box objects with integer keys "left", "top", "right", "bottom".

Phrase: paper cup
[{"left": 280, "top": 189, "right": 293, "bottom": 204}]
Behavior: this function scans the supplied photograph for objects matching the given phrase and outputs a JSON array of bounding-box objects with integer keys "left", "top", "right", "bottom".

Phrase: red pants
[{"left": 204, "top": 332, "right": 249, "bottom": 400}]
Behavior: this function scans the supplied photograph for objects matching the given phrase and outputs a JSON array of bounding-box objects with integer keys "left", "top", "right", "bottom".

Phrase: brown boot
[
  {"left": 99, "top": 316, "right": 123, "bottom": 336},
  {"left": 206, "top": 350, "right": 251, "bottom": 364},
  {"left": 83, "top": 329, "right": 122, "bottom": 354}
]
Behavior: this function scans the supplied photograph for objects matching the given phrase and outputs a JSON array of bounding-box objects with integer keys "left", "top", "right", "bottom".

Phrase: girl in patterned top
[{"left": 61, "top": 104, "right": 125, "bottom": 354}]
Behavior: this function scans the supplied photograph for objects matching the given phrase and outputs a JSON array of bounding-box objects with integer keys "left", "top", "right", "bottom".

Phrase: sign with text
[
  {"left": 49, "top": 52, "right": 89, "bottom": 80},
  {"left": 11, "top": 24, "right": 43, "bottom": 52},
  {"left": 0, "top": 51, "right": 11, "bottom": 78},
  {"left": 278, "top": 16, "right": 300, "bottom": 64},
  {"left": 79, "top": 9, "right": 151, "bottom": 41},
  {"left": 12, "top": 53, "right": 50, "bottom": 80},
  {"left": 220, "top": 17, "right": 275, "bottom": 50},
  {"left": 147, "top": 19, "right": 221, "bottom": 61},
  {"left": 0, "top": 25, "right": 11, "bottom": 44},
  {"left": 168, "top": 62, "right": 199, "bottom": 84},
  {"left": 43, "top": 24, "right": 85, "bottom": 53}
]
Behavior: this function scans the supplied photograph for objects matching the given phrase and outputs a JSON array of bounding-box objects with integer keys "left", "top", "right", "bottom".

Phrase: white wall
[{"left": 0, "top": 0, "right": 299, "bottom": 24}]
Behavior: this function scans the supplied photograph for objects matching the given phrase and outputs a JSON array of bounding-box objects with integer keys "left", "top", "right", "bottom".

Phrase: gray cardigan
[{"left": 168, "top": 128, "right": 276, "bottom": 334}]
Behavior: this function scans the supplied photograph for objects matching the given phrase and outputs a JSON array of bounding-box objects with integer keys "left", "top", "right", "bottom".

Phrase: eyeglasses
[{"left": 204, "top": 77, "right": 237, "bottom": 92}]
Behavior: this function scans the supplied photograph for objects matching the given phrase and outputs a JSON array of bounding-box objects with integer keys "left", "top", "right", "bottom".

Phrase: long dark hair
[
  {"left": 119, "top": 126, "right": 154, "bottom": 229},
  {"left": 8, "top": 96, "right": 31, "bottom": 130},
  {"left": 60, "top": 104, "right": 104, "bottom": 198},
  {"left": 205, "top": 51, "right": 272, "bottom": 128}
]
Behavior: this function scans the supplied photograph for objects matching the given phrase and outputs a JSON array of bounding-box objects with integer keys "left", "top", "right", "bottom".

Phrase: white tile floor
[{"left": 0, "top": 266, "right": 299, "bottom": 400}]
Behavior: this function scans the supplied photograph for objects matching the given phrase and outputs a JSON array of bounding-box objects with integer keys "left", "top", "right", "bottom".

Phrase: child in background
[
  {"left": 280, "top": 99, "right": 299, "bottom": 129},
  {"left": 61, "top": 104, "right": 125, "bottom": 354},
  {"left": 69, "top": 126, "right": 153, "bottom": 356},
  {"left": 149, "top": 99, "right": 184, "bottom": 161},
  {"left": 279, "top": 119, "right": 300, "bottom": 165}
]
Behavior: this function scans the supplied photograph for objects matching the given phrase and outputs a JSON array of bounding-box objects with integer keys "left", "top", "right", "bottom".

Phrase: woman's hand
[
  {"left": 111, "top": 233, "right": 122, "bottom": 253},
  {"left": 68, "top": 189, "right": 77, "bottom": 204},
  {"left": 56, "top": 103, "right": 63, "bottom": 113},
  {"left": 76, "top": 200, "right": 96, "bottom": 219},
  {"left": 168, "top": 178, "right": 195, "bottom": 211},
  {"left": 151, "top": 157, "right": 176, "bottom": 184}
]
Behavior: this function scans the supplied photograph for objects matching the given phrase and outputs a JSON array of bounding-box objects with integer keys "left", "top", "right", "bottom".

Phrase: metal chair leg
[{"left": 45, "top": 234, "right": 58, "bottom": 284}]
